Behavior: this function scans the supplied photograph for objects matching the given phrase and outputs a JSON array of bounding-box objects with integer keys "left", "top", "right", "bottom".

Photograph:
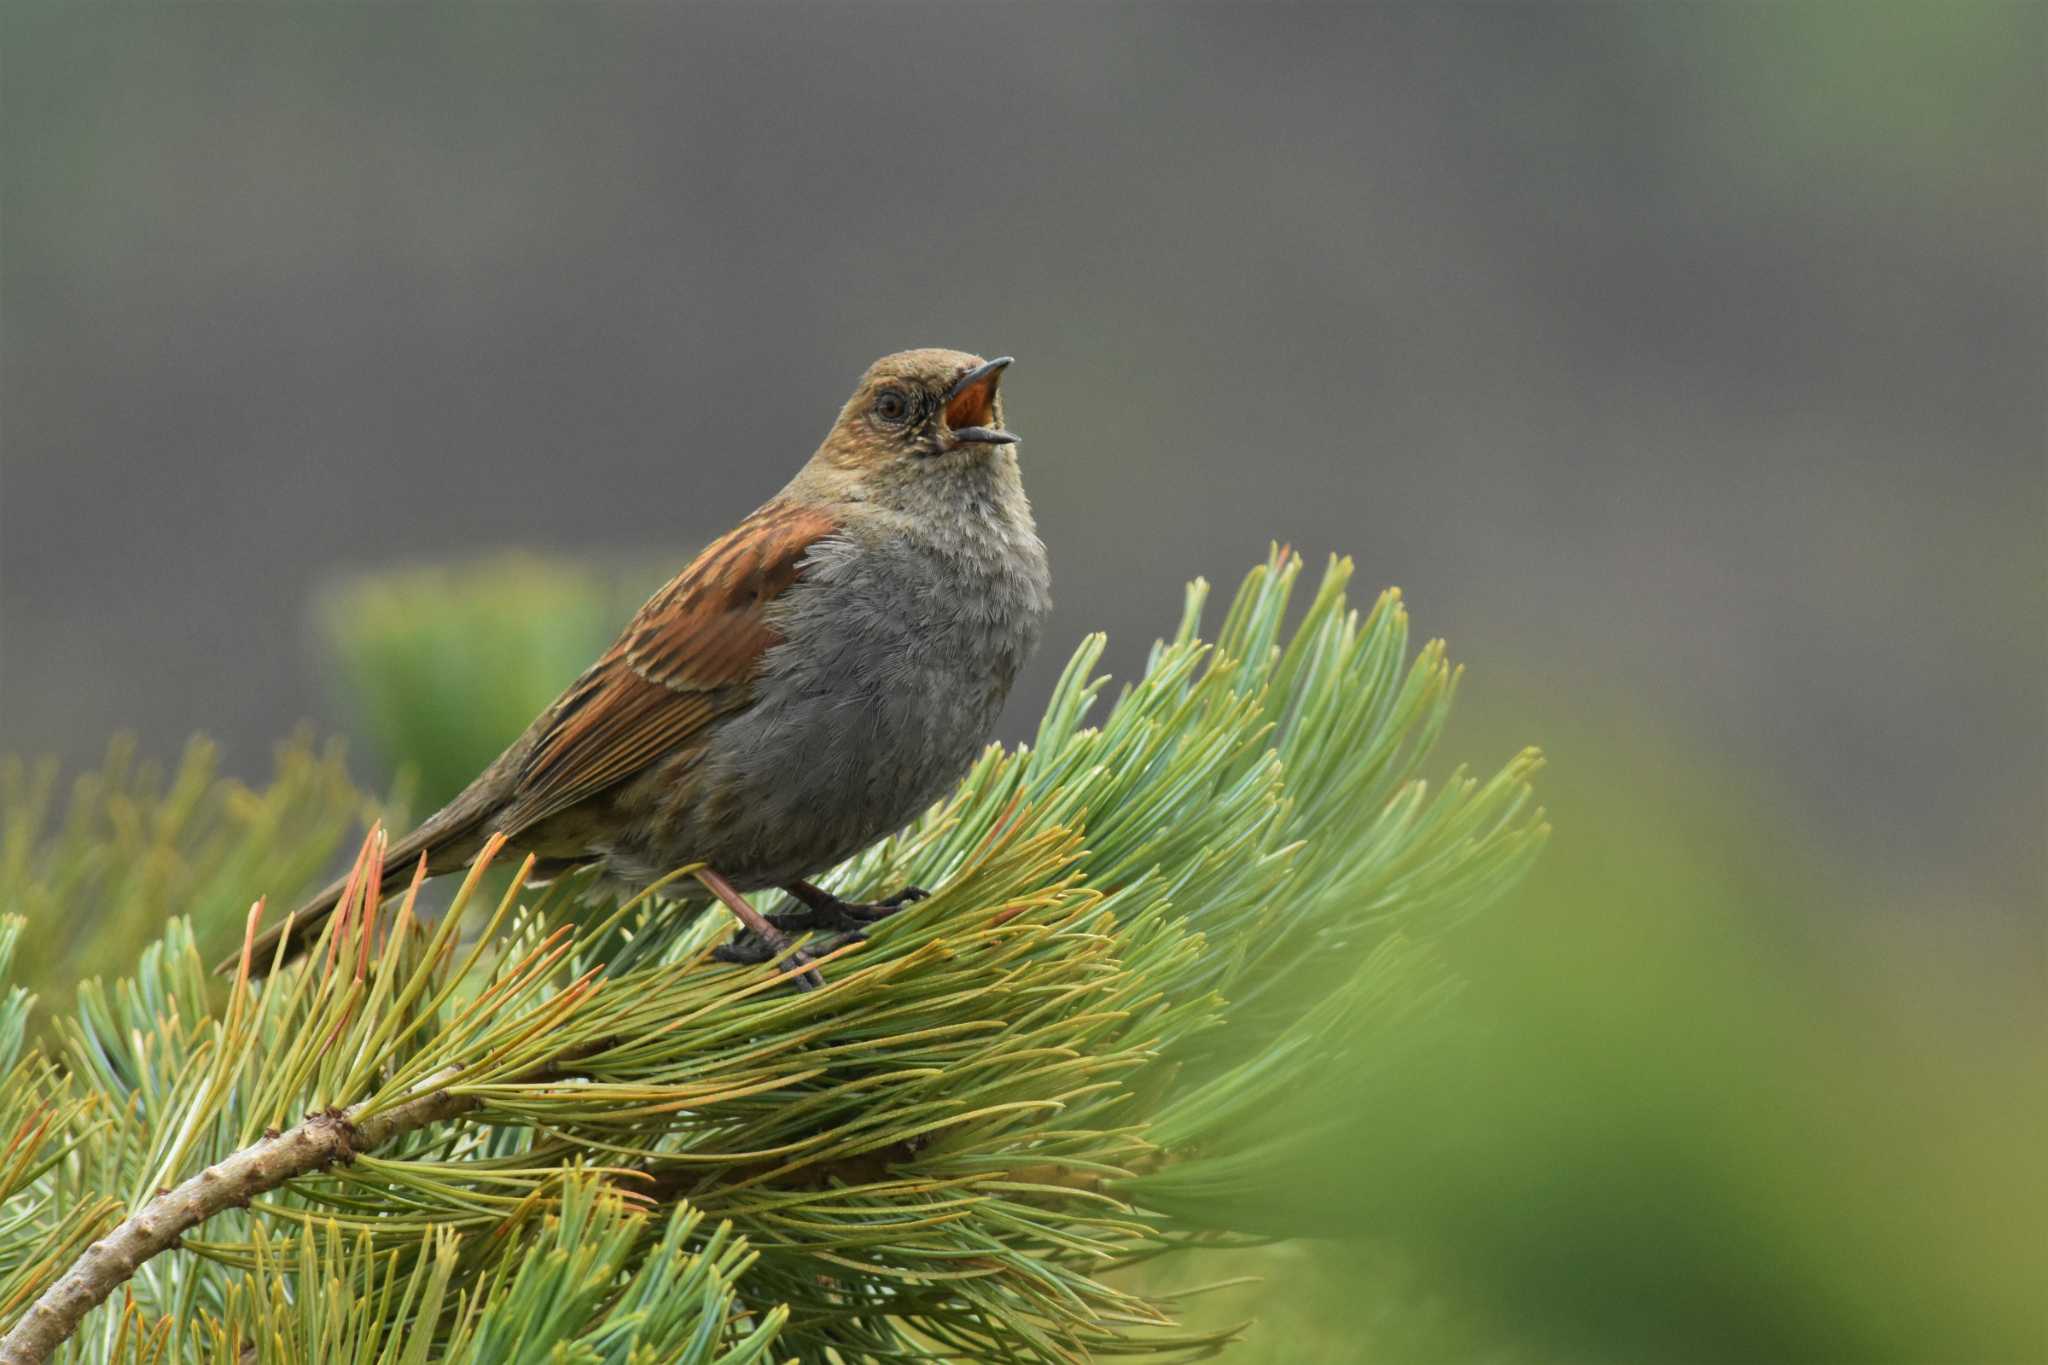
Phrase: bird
[{"left": 231, "top": 349, "right": 1051, "bottom": 989}]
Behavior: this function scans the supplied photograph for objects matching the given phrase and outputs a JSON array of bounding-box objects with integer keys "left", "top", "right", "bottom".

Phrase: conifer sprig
[{"left": 0, "top": 551, "right": 1544, "bottom": 1363}]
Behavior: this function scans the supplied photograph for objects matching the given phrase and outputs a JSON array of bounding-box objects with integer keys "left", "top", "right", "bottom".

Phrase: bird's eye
[{"left": 874, "top": 389, "right": 910, "bottom": 423}]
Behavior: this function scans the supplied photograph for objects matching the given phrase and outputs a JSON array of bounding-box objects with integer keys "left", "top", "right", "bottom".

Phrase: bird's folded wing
[{"left": 497, "top": 499, "right": 839, "bottom": 836}]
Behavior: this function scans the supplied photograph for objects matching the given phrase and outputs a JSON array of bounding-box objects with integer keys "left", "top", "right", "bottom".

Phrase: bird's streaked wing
[{"left": 497, "top": 499, "right": 839, "bottom": 836}]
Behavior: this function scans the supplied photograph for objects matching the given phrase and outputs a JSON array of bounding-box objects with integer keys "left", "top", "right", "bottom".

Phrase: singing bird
[{"left": 235, "top": 349, "right": 1050, "bottom": 988}]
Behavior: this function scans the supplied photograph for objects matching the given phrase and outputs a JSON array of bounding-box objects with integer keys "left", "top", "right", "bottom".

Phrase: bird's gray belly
[
  {"left": 687, "top": 651, "right": 1001, "bottom": 887},
  {"left": 602, "top": 543, "right": 1041, "bottom": 891}
]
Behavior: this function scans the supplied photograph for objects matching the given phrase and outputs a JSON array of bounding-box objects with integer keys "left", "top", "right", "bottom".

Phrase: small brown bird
[{"left": 236, "top": 349, "right": 1050, "bottom": 987}]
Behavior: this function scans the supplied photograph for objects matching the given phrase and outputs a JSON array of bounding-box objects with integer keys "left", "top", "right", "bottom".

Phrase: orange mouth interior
[{"left": 945, "top": 373, "right": 999, "bottom": 430}]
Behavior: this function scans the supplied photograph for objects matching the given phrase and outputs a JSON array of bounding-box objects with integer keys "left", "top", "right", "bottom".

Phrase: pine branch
[
  {"left": 0, "top": 1081, "right": 466, "bottom": 1365},
  {"left": 2, "top": 890, "right": 1158, "bottom": 1365},
  {"left": 0, "top": 549, "right": 1548, "bottom": 1362}
]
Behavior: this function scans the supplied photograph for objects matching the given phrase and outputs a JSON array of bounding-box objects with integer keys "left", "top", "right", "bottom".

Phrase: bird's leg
[
  {"left": 697, "top": 868, "right": 824, "bottom": 991},
  {"left": 766, "top": 880, "right": 929, "bottom": 935}
]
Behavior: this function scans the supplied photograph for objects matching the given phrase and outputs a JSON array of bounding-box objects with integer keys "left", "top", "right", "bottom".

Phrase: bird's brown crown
[{"left": 815, "top": 348, "right": 1015, "bottom": 471}]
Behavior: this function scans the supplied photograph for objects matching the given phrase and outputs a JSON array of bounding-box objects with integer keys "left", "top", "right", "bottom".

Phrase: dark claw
[{"left": 783, "top": 947, "right": 826, "bottom": 993}]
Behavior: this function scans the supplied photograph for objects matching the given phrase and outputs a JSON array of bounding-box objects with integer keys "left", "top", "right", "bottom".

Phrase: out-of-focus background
[{"left": 4, "top": 5, "right": 2042, "bottom": 1362}]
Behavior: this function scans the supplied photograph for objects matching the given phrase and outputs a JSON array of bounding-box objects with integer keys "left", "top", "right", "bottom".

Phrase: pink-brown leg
[{"left": 697, "top": 868, "right": 824, "bottom": 991}]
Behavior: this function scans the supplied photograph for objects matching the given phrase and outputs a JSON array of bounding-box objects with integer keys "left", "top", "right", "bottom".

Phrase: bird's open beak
[{"left": 944, "top": 356, "right": 1017, "bottom": 445}]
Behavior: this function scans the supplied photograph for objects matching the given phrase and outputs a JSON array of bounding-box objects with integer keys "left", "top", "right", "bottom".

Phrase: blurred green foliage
[
  {"left": 315, "top": 554, "right": 661, "bottom": 810},
  {"left": 1419, "top": 711, "right": 2043, "bottom": 1364},
  {"left": 1145, "top": 708, "right": 2044, "bottom": 1363},
  {"left": 0, "top": 734, "right": 371, "bottom": 1025},
  {"left": 1681, "top": 1, "right": 2037, "bottom": 178}
]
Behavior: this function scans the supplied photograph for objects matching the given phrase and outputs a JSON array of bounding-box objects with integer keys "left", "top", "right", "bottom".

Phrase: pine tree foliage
[
  {"left": 0, "top": 552, "right": 1545, "bottom": 1363},
  {"left": 0, "top": 736, "right": 372, "bottom": 1025}
]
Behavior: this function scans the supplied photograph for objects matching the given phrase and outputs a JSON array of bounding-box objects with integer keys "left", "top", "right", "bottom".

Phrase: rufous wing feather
[{"left": 495, "top": 499, "right": 839, "bottom": 836}]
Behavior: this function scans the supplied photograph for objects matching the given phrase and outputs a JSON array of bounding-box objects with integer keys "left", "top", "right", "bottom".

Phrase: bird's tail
[{"left": 220, "top": 808, "right": 489, "bottom": 978}]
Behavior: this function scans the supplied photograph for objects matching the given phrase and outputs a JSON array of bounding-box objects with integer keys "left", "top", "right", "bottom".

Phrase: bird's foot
[
  {"left": 710, "top": 929, "right": 825, "bottom": 991},
  {"left": 694, "top": 869, "right": 829, "bottom": 991},
  {"left": 702, "top": 875, "right": 925, "bottom": 991},
  {"left": 766, "top": 882, "right": 928, "bottom": 935}
]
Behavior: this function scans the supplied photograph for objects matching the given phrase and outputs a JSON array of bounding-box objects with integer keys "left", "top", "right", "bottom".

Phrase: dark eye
[{"left": 874, "top": 389, "right": 910, "bottom": 423}]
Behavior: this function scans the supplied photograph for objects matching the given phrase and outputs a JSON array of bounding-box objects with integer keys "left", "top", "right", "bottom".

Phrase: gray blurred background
[{"left": 4, "top": 3, "right": 2041, "bottom": 948}]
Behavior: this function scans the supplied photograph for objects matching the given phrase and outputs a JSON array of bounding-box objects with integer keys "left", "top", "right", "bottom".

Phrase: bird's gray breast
[{"left": 693, "top": 513, "right": 1050, "bottom": 888}]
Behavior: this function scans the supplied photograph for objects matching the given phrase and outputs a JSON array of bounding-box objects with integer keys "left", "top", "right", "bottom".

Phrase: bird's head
[{"left": 813, "top": 349, "right": 1017, "bottom": 477}]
